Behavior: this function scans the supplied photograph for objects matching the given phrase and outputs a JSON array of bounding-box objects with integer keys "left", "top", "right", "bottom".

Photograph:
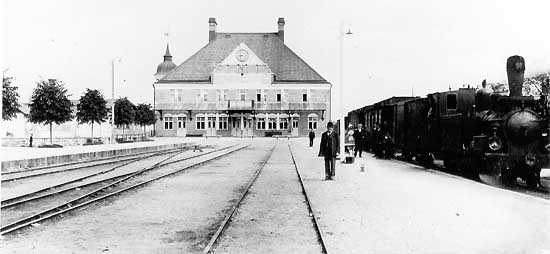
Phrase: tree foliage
[
  {"left": 114, "top": 97, "right": 135, "bottom": 128},
  {"left": 76, "top": 89, "right": 109, "bottom": 125},
  {"left": 488, "top": 82, "right": 509, "bottom": 94},
  {"left": 523, "top": 71, "right": 550, "bottom": 98},
  {"left": 29, "top": 79, "right": 73, "bottom": 144},
  {"left": 29, "top": 80, "right": 73, "bottom": 125},
  {"left": 134, "top": 103, "right": 156, "bottom": 127},
  {"left": 2, "top": 76, "right": 20, "bottom": 120}
]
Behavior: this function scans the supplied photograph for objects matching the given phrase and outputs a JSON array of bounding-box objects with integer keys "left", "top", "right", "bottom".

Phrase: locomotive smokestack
[{"left": 506, "top": 55, "right": 525, "bottom": 96}]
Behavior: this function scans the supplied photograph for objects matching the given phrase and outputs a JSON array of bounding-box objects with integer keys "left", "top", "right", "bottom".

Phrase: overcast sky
[{"left": 2, "top": 0, "right": 549, "bottom": 118}]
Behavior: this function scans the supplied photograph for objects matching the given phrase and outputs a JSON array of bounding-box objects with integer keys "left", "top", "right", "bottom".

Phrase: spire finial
[{"left": 164, "top": 43, "right": 172, "bottom": 57}]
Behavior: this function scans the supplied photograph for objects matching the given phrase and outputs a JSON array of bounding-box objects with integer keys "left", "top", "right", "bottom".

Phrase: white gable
[{"left": 219, "top": 43, "right": 267, "bottom": 66}]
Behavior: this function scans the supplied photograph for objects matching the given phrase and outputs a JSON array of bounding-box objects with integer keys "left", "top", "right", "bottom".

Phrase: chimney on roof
[
  {"left": 209, "top": 18, "right": 217, "bottom": 42},
  {"left": 277, "top": 17, "right": 285, "bottom": 42}
]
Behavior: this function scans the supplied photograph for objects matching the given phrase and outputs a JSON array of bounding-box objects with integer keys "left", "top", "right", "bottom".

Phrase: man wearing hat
[{"left": 318, "top": 121, "right": 340, "bottom": 180}]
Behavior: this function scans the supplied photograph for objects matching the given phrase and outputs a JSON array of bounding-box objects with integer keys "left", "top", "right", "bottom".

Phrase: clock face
[{"left": 236, "top": 49, "right": 249, "bottom": 62}]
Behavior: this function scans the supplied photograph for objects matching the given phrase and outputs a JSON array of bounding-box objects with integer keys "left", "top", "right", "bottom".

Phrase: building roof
[
  {"left": 159, "top": 33, "right": 328, "bottom": 83},
  {"left": 155, "top": 44, "right": 177, "bottom": 76}
]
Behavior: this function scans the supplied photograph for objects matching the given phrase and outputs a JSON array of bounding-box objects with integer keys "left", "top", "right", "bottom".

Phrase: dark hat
[{"left": 327, "top": 121, "right": 334, "bottom": 128}]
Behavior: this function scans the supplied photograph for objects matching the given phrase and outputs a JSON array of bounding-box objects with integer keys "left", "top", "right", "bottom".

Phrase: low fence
[{"left": 1, "top": 142, "right": 190, "bottom": 173}]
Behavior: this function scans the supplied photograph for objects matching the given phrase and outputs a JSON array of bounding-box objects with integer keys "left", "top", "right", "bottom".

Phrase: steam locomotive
[{"left": 348, "top": 55, "right": 549, "bottom": 188}]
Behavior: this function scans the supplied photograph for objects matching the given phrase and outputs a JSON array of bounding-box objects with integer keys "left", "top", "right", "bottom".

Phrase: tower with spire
[{"left": 154, "top": 44, "right": 176, "bottom": 80}]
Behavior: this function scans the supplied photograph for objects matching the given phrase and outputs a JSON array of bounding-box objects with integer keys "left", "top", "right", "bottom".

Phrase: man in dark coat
[
  {"left": 353, "top": 124, "right": 367, "bottom": 157},
  {"left": 318, "top": 121, "right": 340, "bottom": 180},
  {"left": 308, "top": 129, "right": 315, "bottom": 147}
]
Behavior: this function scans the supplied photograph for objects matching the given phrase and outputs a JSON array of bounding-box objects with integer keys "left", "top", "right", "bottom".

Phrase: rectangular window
[
  {"left": 164, "top": 117, "right": 173, "bottom": 130},
  {"left": 223, "top": 90, "right": 228, "bottom": 101},
  {"left": 257, "top": 118, "right": 266, "bottom": 130},
  {"left": 447, "top": 94, "right": 457, "bottom": 110},
  {"left": 276, "top": 92, "right": 281, "bottom": 102},
  {"left": 218, "top": 117, "right": 228, "bottom": 130},
  {"left": 303, "top": 93, "right": 308, "bottom": 102},
  {"left": 257, "top": 93, "right": 262, "bottom": 102},
  {"left": 203, "top": 90, "right": 208, "bottom": 102},
  {"left": 279, "top": 118, "right": 289, "bottom": 129},
  {"left": 196, "top": 117, "right": 205, "bottom": 130},
  {"left": 239, "top": 90, "right": 246, "bottom": 101},
  {"left": 308, "top": 116, "right": 318, "bottom": 130},
  {"left": 177, "top": 89, "right": 183, "bottom": 101}
]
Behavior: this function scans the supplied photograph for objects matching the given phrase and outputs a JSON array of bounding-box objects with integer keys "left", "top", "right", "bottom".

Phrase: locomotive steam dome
[{"left": 505, "top": 110, "right": 541, "bottom": 145}]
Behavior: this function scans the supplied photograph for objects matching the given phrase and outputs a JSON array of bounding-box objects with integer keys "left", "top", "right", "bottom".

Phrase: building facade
[{"left": 153, "top": 18, "right": 331, "bottom": 137}]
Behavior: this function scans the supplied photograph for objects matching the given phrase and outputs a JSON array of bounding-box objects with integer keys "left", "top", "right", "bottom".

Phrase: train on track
[{"left": 347, "top": 55, "right": 550, "bottom": 189}]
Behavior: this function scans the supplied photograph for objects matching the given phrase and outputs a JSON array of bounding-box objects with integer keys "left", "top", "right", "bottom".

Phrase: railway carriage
[{"left": 349, "top": 55, "right": 549, "bottom": 188}]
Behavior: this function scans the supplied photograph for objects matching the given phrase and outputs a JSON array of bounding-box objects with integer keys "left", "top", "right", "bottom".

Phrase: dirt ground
[
  {"left": 212, "top": 143, "right": 323, "bottom": 254},
  {"left": 0, "top": 140, "right": 273, "bottom": 253}
]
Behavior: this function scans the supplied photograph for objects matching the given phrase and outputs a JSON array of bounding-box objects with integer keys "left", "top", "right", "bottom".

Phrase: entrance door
[
  {"left": 244, "top": 119, "right": 253, "bottom": 136},
  {"left": 176, "top": 116, "right": 187, "bottom": 136},
  {"left": 231, "top": 117, "right": 242, "bottom": 137},
  {"left": 291, "top": 117, "right": 299, "bottom": 136},
  {"left": 206, "top": 116, "right": 217, "bottom": 136}
]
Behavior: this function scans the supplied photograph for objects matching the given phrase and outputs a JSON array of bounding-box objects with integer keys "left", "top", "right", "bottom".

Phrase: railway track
[
  {"left": 202, "top": 144, "right": 328, "bottom": 254},
  {"left": 1, "top": 144, "right": 201, "bottom": 182},
  {"left": 1, "top": 145, "right": 204, "bottom": 206},
  {"left": 1, "top": 144, "right": 247, "bottom": 235}
]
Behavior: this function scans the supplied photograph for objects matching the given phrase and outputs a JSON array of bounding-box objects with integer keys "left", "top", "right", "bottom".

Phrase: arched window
[
  {"left": 256, "top": 113, "right": 266, "bottom": 130},
  {"left": 218, "top": 113, "right": 228, "bottom": 130},
  {"left": 308, "top": 113, "right": 319, "bottom": 130},
  {"left": 164, "top": 114, "right": 174, "bottom": 130},
  {"left": 195, "top": 114, "right": 205, "bottom": 130}
]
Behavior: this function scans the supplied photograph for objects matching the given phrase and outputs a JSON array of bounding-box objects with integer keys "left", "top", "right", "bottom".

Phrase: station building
[{"left": 153, "top": 18, "right": 331, "bottom": 137}]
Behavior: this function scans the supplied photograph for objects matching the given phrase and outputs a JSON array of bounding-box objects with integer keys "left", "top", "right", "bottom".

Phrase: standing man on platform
[
  {"left": 308, "top": 128, "right": 315, "bottom": 147},
  {"left": 353, "top": 124, "right": 367, "bottom": 157},
  {"left": 319, "top": 122, "right": 340, "bottom": 180}
]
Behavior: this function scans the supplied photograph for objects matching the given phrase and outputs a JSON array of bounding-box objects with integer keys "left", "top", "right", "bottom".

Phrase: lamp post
[
  {"left": 111, "top": 57, "right": 122, "bottom": 143},
  {"left": 339, "top": 24, "right": 353, "bottom": 160}
]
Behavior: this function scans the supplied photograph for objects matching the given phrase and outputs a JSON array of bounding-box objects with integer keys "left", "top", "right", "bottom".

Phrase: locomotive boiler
[{"left": 473, "top": 56, "right": 549, "bottom": 188}]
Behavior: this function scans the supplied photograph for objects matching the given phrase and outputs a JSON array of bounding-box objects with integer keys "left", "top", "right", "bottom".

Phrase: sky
[{"left": 2, "top": 0, "right": 550, "bottom": 118}]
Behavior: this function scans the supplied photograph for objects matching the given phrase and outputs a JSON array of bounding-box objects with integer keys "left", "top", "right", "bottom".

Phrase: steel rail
[
  {"left": 288, "top": 144, "right": 329, "bottom": 254},
  {"left": 1, "top": 145, "right": 231, "bottom": 209},
  {"left": 1, "top": 144, "right": 246, "bottom": 235},
  {"left": 1, "top": 146, "right": 196, "bottom": 205},
  {"left": 2, "top": 145, "right": 201, "bottom": 182},
  {"left": 202, "top": 144, "right": 277, "bottom": 254}
]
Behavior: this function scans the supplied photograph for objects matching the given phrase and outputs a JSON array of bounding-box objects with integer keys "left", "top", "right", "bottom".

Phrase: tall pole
[
  {"left": 339, "top": 26, "right": 345, "bottom": 159},
  {"left": 111, "top": 57, "right": 121, "bottom": 143},
  {"left": 111, "top": 59, "right": 115, "bottom": 144},
  {"left": 339, "top": 24, "right": 352, "bottom": 160}
]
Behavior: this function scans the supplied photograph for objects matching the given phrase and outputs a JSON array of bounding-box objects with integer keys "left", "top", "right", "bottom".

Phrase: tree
[
  {"left": 2, "top": 76, "right": 20, "bottom": 120},
  {"left": 114, "top": 97, "right": 135, "bottom": 136},
  {"left": 76, "top": 89, "right": 109, "bottom": 142},
  {"left": 488, "top": 82, "right": 509, "bottom": 94},
  {"left": 29, "top": 79, "right": 73, "bottom": 144},
  {"left": 134, "top": 103, "right": 156, "bottom": 137},
  {"left": 523, "top": 71, "right": 550, "bottom": 98}
]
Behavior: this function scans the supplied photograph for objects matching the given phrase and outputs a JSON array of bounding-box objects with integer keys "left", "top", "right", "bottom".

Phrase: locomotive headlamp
[{"left": 488, "top": 137, "right": 503, "bottom": 151}]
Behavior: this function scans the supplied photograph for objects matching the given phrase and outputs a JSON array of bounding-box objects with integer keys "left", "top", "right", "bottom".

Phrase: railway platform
[
  {"left": 289, "top": 138, "right": 550, "bottom": 254},
  {"left": 1, "top": 138, "right": 549, "bottom": 253}
]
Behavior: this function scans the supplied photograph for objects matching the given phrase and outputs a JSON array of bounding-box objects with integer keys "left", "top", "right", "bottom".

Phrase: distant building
[{"left": 153, "top": 17, "right": 331, "bottom": 137}]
